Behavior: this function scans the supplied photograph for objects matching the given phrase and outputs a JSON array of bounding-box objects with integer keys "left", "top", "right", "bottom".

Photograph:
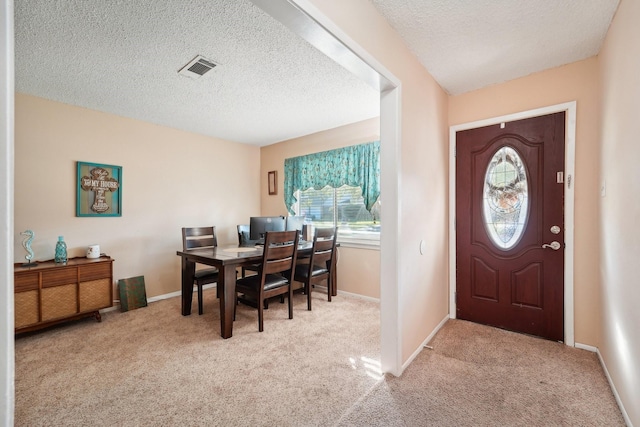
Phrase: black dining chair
[
  {"left": 234, "top": 230, "right": 299, "bottom": 332},
  {"left": 293, "top": 227, "right": 337, "bottom": 310},
  {"left": 181, "top": 226, "right": 219, "bottom": 315}
]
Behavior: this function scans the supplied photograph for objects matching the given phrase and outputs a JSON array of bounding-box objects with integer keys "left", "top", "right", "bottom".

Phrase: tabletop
[{"left": 176, "top": 242, "right": 313, "bottom": 265}]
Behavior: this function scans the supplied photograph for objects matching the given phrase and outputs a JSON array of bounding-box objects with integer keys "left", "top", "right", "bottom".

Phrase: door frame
[
  {"left": 251, "top": 0, "right": 404, "bottom": 376},
  {"left": 449, "top": 101, "right": 576, "bottom": 346}
]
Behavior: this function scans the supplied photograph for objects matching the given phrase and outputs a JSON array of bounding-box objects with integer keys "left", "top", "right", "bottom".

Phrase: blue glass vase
[{"left": 55, "top": 236, "right": 67, "bottom": 264}]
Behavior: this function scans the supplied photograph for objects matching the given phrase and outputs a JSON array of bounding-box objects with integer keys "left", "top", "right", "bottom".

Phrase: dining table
[{"left": 176, "top": 242, "right": 337, "bottom": 338}]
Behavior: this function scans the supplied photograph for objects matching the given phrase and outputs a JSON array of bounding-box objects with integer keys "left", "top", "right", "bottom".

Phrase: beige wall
[
  {"left": 306, "top": 0, "right": 450, "bottom": 365},
  {"left": 260, "top": 118, "right": 381, "bottom": 299},
  {"left": 597, "top": 0, "right": 640, "bottom": 423},
  {"left": 14, "top": 93, "right": 261, "bottom": 298},
  {"left": 449, "top": 58, "right": 602, "bottom": 347}
]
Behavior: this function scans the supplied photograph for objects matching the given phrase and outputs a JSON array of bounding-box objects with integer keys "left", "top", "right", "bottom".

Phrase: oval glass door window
[{"left": 482, "top": 146, "right": 529, "bottom": 250}]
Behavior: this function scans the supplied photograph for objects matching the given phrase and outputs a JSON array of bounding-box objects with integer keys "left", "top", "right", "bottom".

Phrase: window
[
  {"left": 284, "top": 141, "right": 380, "bottom": 246},
  {"left": 482, "top": 145, "right": 529, "bottom": 250},
  {"left": 293, "top": 185, "right": 380, "bottom": 244}
]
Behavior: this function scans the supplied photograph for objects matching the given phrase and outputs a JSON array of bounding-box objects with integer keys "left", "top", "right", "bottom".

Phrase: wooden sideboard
[{"left": 14, "top": 256, "right": 114, "bottom": 333}]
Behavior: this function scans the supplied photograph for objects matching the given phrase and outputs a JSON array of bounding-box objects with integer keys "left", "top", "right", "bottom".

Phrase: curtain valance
[{"left": 284, "top": 141, "right": 380, "bottom": 214}]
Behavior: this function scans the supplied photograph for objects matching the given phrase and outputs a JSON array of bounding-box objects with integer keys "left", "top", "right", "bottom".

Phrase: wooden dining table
[{"left": 176, "top": 242, "right": 337, "bottom": 338}]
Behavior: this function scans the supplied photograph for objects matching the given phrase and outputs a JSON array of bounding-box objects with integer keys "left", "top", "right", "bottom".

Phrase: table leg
[
  {"left": 181, "top": 257, "right": 195, "bottom": 316},
  {"left": 331, "top": 255, "right": 338, "bottom": 296},
  {"left": 218, "top": 264, "right": 236, "bottom": 339}
]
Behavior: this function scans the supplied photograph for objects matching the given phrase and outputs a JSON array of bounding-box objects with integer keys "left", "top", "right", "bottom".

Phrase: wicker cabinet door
[
  {"left": 41, "top": 284, "right": 78, "bottom": 321},
  {"left": 15, "top": 271, "right": 40, "bottom": 328},
  {"left": 15, "top": 291, "right": 39, "bottom": 328},
  {"left": 79, "top": 279, "right": 112, "bottom": 312}
]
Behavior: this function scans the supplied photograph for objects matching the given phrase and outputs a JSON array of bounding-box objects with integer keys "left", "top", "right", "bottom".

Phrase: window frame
[{"left": 292, "top": 186, "right": 380, "bottom": 249}]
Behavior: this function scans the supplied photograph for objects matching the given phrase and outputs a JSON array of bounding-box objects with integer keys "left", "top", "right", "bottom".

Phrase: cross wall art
[{"left": 76, "top": 161, "right": 122, "bottom": 217}]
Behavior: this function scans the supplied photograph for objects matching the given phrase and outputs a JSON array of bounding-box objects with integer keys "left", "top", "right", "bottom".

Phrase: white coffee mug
[{"left": 87, "top": 245, "right": 100, "bottom": 259}]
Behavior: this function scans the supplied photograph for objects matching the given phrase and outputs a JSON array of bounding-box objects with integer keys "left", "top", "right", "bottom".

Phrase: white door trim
[
  {"left": 449, "top": 102, "right": 576, "bottom": 346},
  {"left": 1, "top": 0, "right": 15, "bottom": 423}
]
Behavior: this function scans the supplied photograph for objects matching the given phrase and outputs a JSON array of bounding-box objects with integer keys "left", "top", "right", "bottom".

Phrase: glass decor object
[
  {"left": 54, "top": 236, "right": 68, "bottom": 264},
  {"left": 482, "top": 146, "right": 529, "bottom": 250},
  {"left": 20, "top": 229, "right": 37, "bottom": 267}
]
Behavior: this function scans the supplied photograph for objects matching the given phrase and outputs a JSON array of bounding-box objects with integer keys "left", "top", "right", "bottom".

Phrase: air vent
[{"left": 178, "top": 55, "right": 218, "bottom": 79}]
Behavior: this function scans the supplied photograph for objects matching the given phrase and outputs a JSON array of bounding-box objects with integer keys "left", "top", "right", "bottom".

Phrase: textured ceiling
[
  {"left": 14, "top": 0, "right": 380, "bottom": 146},
  {"left": 371, "top": 0, "right": 620, "bottom": 95},
  {"left": 15, "top": 1, "right": 620, "bottom": 146}
]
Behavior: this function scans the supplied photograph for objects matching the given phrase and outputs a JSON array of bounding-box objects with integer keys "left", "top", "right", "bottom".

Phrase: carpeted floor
[
  {"left": 15, "top": 289, "right": 625, "bottom": 426},
  {"left": 337, "top": 320, "right": 626, "bottom": 426}
]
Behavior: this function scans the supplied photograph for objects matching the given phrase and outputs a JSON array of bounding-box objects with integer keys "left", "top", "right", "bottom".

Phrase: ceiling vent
[{"left": 178, "top": 55, "right": 218, "bottom": 79}]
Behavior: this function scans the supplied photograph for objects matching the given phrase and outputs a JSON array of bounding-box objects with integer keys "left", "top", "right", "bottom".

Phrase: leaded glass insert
[{"left": 482, "top": 146, "right": 529, "bottom": 250}]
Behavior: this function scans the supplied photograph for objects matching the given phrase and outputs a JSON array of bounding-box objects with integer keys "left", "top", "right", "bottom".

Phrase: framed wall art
[
  {"left": 76, "top": 161, "right": 122, "bottom": 217},
  {"left": 268, "top": 170, "right": 277, "bottom": 195}
]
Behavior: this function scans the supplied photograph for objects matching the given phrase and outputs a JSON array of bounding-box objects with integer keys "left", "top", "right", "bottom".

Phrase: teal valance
[{"left": 284, "top": 141, "right": 381, "bottom": 214}]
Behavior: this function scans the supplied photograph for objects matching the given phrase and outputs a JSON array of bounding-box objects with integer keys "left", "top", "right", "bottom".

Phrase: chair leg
[
  {"left": 258, "top": 298, "right": 264, "bottom": 332},
  {"left": 306, "top": 281, "right": 312, "bottom": 311},
  {"left": 197, "top": 283, "right": 204, "bottom": 315},
  {"left": 288, "top": 286, "right": 293, "bottom": 319},
  {"left": 327, "top": 277, "right": 332, "bottom": 302}
]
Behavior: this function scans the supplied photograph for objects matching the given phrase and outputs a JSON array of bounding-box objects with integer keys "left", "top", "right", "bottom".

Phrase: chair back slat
[
  {"left": 182, "top": 226, "right": 217, "bottom": 251},
  {"left": 310, "top": 228, "right": 337, "bottom": 271},
  {"left": 260, "top": 231, "right": 299, "bottom": 277}
]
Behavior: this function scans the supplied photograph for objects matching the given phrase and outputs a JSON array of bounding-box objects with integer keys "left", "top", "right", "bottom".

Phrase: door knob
[{"left": 542, "top": 241, "right": 561, "bottom": 250}]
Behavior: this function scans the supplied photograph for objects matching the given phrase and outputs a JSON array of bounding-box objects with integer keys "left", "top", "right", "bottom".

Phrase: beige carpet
[
  {"left": 337, "top": 320, "right": 626, "bottom": 427},
  {"left": 15, "top": 290, "right": 624, "bottom": 426}
]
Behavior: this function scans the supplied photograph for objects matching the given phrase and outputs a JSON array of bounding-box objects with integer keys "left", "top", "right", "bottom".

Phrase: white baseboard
[
  {"left": 337, "top": 289, "right": 380, "bottom": 303},
  {"left": 297, "top": 282, "right": 380, "bottom": 304},
  {"left": 104, "top": 284, "right": 218, "bottom": 312},
  {"left": 147, "top": 283, "right": 218, "bottom": 303},
  {"left": 574, "top": 342, "right": 597, "bottom": 353},
  {"left": 401, "top": 314, "right": 449, "bottom": 374},
  {"left": 106, "top": 284, "right": 376, "bottom": 311},
  {"left": 575, "top": 342, "right": 633, "bottom": 427}
]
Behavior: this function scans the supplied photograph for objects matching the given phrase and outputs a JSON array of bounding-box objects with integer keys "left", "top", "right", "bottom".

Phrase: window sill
[{"left": 337, "top": 233, "right": 380, "bottom": 250}]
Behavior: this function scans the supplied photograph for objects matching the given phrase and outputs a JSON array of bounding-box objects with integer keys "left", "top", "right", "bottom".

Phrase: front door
[{"left": 455, "top": 112, "right": 565, "bottom": 341}]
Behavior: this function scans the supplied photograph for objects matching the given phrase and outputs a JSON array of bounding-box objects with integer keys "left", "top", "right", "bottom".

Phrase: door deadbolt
[{"left": 550, "top": 226, "right": 561, "bottom": 235}]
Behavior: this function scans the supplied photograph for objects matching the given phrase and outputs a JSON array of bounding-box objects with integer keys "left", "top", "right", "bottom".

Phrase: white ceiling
[
  {"left": 371, "top": 0, "right": 620, "bottom": 95},
  {"left": 14, "top": 0, "right": 620, "bottom": 146}
]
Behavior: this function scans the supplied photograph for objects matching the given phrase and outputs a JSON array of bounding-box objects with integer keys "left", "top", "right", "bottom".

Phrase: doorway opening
[{"left": 251, "top": 0, "right": 403, "bottom": 375}]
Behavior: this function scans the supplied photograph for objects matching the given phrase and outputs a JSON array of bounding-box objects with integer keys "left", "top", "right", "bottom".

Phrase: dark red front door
[{"left": 456, "top": 112, "right": 565, "bottom": 341}]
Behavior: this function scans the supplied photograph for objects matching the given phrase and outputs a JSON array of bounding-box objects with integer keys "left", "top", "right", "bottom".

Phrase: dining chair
[
  {"left": 234, "top": 230, "right": 299, "bottom": 332},
  {"left": 293, "top": 227, "right": 337, "bottom": 310},
  {"left": 181, "top": 226, "right": 219, "bottom": 315}
]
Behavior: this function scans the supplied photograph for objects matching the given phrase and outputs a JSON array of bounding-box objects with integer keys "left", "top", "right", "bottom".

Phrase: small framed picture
[
  {"left": 76, "top": 161, "right": 122, "bottom": 217},
  {"left": 268, "top": 170, "right": 277, "bottom": 195}
]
